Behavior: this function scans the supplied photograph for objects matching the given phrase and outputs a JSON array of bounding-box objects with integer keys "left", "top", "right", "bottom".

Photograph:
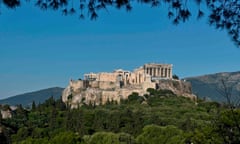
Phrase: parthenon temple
[
  {"left": 144, "top": 63, "right": 173, "bottom": 79},
  {"left": 67, "top": 63, "right": 173, "bottom": 93},
  {"left": 82, "top": 63, "right": 173, "bottom": 87},
  {"left": 62, "top": 63, "right": 175, "bottom": 108}
]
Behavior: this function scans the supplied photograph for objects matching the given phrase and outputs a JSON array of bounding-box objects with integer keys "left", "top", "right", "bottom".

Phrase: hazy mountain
[
  {"left": 0, "top": 87, "right": 64, "bottom": 106},
  {"left": 185, "top": 71, "right": 240, "bottom": 102}
]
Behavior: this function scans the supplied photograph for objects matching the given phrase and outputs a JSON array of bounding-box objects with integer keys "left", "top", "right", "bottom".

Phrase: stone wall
[
  {"left": 70, "top": 80, "right": 83, "bottom": 92},
  {"left": 141, "top": 81, "right": 156, "bottom": 91},
  {"left": 119, "top": 89, "right": 146, "bottom": 100},
  {"left": 62, "top": 63, "right": 196, "bottom": 108},
  {"left": 101, "top": 91, "right": 120, "bottom": 104},
  {"left": 88, "top": 81, "right": 99, "bottom": 88},
  {"left": 62, "top": 79, "right": 196, "bottom": 108},
  {"left": 98, "top": 73, "right": 117, "bottom": 82},
  {"left": 99, "top": 81, "right": 117, "bottom": 90}
]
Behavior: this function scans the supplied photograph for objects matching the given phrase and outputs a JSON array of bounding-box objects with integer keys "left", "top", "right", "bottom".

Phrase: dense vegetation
[{"left": 0, "top": 88, "right": 240, "bottom": 144}]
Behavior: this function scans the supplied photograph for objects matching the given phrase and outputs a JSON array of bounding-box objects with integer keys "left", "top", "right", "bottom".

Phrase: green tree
[
  {"left": 49, "top": 107, "right": 58, "bottom": 129},
  {"left": 215, "top": 79, "right": 240, "bottom": 143},
  {"left": 215, "top": 110, "right": 240, "bottom": 143},
  {"left": 118, "top": 132, "right": 135, "bottom": 144},
  {"left": 11, "top": 127, "right": 30, "bottom": 142},
  {"left": 127, "top": 92, "right": 144, "bottom": 104},
  {"left": 0, "top": 126, "right": 11, "bottom": 144},
  {"left": 50, "top": 131, "right": 80, "bottom": 144},
  {"left": 147, "top": 88, "right": 156, "bottom": 96},
  {"left": 12, "top": 104, "right": 28, "bottom": 128},
  {"left": 172, "top": 74, "right": 179, "bottom": 80},
  {"left": 87, "top": 132, "right": 120, "bottom": 144},
  {"left": 136, "top": 125, "right": 185, "bottom": 144},
  {"left": 19, "top": 137, "right": 49, "bottom": 144},
  {"left": 32, "top": 101, "right": 36, "bottom": 111}
]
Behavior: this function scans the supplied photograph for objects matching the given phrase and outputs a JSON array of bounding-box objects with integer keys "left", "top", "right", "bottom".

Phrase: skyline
[{"left": 0, "top": 2, "right": 239, "bottom": 99}]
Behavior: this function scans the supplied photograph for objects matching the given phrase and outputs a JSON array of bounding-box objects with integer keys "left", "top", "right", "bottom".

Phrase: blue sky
[{"left": 0, "top": 2, "right": 239, "bottom": 99}]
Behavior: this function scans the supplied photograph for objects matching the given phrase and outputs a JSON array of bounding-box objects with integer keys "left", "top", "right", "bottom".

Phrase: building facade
[
  {"left": 63, "top": 63, "right": 174, "bottom": 108},
  {"left": 143, "top": 63, "right": 173, "bottom": 80},
  {"left": 84, "top": 63, "right": 173, "bottom": 85}
]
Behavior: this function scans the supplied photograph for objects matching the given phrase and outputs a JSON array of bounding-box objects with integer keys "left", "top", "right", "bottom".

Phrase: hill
[
  {"left": 185, "top": 71, "right": 240, "bottom": 102},
  {"left": 0, "top": 89, "right": 226, "bottom": 143},
  {"left": 0, "top": 87, "right": 64, "bottom": 106},
  {"left": 1, "top": 86, "right": 239, "bottom": 143}
]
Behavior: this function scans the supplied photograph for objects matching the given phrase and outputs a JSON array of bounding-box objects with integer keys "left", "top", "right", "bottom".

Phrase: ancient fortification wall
[{"left": 62, "top": 63, "right": 196, "bottom": 108}]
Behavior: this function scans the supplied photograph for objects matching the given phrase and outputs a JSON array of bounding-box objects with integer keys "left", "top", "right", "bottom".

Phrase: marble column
[
  {"left": 168, "top": 68, "right": 171, "bottom": 78},
  {"left": 167, "top": 68, "right": 170, "bottom": 78},
  {"left": 170, "top": 68, "right": 172, "bottom": 78},
  {"left": 153, "top": 68, "right": 157, "bottom": 77}
]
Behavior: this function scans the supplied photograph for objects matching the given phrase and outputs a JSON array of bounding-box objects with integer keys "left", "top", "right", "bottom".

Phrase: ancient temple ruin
[
  {"left": 143, "top": 63, "right": 173, "bottom": 79},
  {"left": 83, "top": 63, "right": 173, "bottom": 86},
  {"left": 62, "top": 63, "right": 175, "bottom": 108}
]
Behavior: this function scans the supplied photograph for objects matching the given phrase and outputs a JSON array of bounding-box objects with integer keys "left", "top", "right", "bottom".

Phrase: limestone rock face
[
  {"left": 62, "top": 79, "right": 196, "bottom": 108},
  {"left": 62, "top": 83, "right": 150, "bottom": 109},
  {"left": 62, "top": 63, "right": 196, "bottom": 108},
  {"left": 156, "top": 79, "right": 196, "bottom": 100},
  {"left": 62, "top": 85, "right": 72, "bottom": 103}
]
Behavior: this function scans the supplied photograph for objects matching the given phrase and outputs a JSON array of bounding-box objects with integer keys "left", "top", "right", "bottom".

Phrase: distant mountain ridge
[
  {"left": 185, "top": 71, "right": 240, "bottom": 102},
  {"left": 0, "top": 87, "right": 64, "bottom": 106}
]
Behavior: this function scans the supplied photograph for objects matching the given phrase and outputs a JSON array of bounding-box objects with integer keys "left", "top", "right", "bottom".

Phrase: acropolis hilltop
[
  {"left": 62, "top": 63, "right": 195, "bottom": 108},
  {"left": 84, "top": 63, "right": 173, "bottom": 83}
]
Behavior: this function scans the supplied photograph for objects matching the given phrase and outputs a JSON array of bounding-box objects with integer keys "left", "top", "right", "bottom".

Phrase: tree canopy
[
  {"left": 1, "top": 0, "right": 240, "bottom": 47},
  {"left": 1, "top": 89, "right": 240, "bottom": 143}
]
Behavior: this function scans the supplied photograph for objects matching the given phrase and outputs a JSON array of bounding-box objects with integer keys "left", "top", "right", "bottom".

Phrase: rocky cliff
[
  {"left": 62, "top": 79, "right": 196, "bottom": 108},
  {"left": 156, "top": 79, "right": 196, "bottom": 99},
  {"left": 62, "top": 81, "right": 151, "bottom": 108}
]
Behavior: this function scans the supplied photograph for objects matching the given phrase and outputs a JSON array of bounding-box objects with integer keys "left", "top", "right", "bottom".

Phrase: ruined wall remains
[
  {"left": 70, "top": 80, "right": 83, "bottom": 92},
  {"left": 98, "top": 73, "right": 117, "bottom": 82},
  {"left": 99, "top": 81, "right": 117, "bottom": 90},
  {"left": 101, "top": 91, "right": 120, "bottom": 104},
  {"left": 62, "top": 63, "right": 196, "bottom": 108},
  {"left": 141, "top": 81, "right": 156, "bottom": 91}
]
